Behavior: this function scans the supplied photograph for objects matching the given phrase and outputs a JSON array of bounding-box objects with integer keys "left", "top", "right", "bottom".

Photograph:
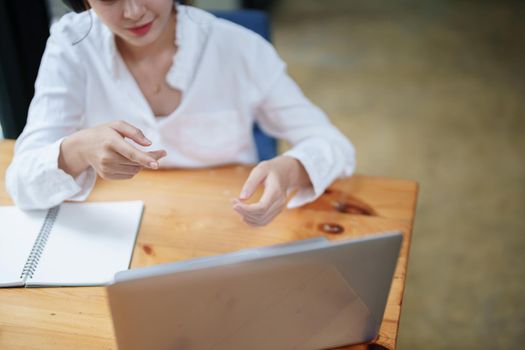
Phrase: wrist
[
  {"left": 280, "top": 155, "right": 311, "bottom": 189},
  {"left": 59, "top": 133, "right": 89, "bottom": 177}
]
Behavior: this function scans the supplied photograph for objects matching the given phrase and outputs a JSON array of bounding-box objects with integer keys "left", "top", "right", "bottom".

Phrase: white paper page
[
  {"left": 27, "top": 201, "right": 143, "bottom": 286},
  {"left": 0, "top": 206, "right": 47, "bottom": 287}
]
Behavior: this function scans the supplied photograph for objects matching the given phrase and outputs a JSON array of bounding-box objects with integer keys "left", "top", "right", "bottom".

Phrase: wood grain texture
[{"left": 0, "top": 140, "right": 418, "bottom": 350}]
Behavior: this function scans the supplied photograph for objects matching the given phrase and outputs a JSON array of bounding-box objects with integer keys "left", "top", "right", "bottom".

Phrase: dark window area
[{"left": 0, "top": 1, "right": 50, "bottom": 139}]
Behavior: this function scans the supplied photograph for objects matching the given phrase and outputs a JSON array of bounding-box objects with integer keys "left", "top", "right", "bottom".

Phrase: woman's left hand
[{"left": 232, "top": 156, "right": 311, "bottom": 226}]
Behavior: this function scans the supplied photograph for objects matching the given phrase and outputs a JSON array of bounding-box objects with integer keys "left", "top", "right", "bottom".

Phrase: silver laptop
[{"left": 106, "top": 231, "right": 402, "bottom": 350}]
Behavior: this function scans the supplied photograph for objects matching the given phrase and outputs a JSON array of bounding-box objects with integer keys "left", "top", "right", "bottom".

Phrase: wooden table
[{"left": 0, "top": 140, "right": 418, "bottom": 350}]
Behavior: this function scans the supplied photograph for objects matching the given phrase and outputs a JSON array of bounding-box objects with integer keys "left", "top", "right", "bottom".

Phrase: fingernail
[
  {"left": 240, "top": 191, "right": 248, "bottom": 200},
  {"left": 144, "top": 138, "right": 152, "bottom": 145},
  {"left": 149, "top": 161, "right": 158, "bottom": 169}
]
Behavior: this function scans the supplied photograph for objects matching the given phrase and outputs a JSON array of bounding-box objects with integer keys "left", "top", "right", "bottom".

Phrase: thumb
[
  {"left": 147, "top": 150, "right": 168, "bottom": 160},
  {"left": 240, "top": 164, "right": 268, "bottom": 200}
]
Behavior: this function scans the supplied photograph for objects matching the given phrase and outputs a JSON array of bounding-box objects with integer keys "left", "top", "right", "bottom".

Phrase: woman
[{"left": 6, "top": 0, "right": 355, "bottom": 226}]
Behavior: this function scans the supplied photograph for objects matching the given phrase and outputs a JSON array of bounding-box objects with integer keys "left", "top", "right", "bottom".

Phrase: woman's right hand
[{"left": 59, "top": 120, "right": 166, "bottom": 180}]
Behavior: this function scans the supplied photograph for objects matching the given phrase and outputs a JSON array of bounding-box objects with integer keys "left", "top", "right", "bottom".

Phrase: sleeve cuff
[
  {"left": 282, "top": 149, "right": 325, "bottom": 209},
  {"left": 13, "top": 138, "right": 97, "bottom": 209},
  {"left": 47, "top": 138, "right": 97, "bottom": 202}
]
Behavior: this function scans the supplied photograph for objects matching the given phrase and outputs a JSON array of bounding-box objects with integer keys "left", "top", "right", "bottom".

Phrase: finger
[
  {"left": 110, "top": 137, "right": 159, "bottom": 169},
  {"left": 232, "top": 199, "right": 261, "bottom": 220},
  {"left": 233, "top": 198, "right": 279, "bottom": 227},
  {"left": 239, "top": 162, "right": 268, "bottom": 200},
  {"left": 237, "top": 211, "right": 263, "bottom": 226},
  {"left": 111, "top": 152, "right": 143, "bottom": 166},
  {"left": 99, "top": 171, "right": 134, "bottom": 180},
  {"left": 243, "top": 206, "right": 281, "bottom": 226},
  {"left": 112, "top": 163, "right": 142, "bottom": 175},
  {"left": 108, "top": 173, "right": 136, "bottom": 180},
  {"left": 235, "top": 174, "right": 280, "bottom": 215},
  {"left": 147, "top": 149, "right": 167, "bottom": 160},
  {"left": 258, "top": 200, "right": 286, "bottom": 225},
  {"left": 236, "top": 197, "right": 284, "bottom": 226},
  {"left": 243, "top": 217, "right": 261, "bottom": 227},
  {"left": 110, "top": 120, "right": 152, "bottom": 146},
  {"left": 233, "top": 204, "right": 260, "bottom": 221}
]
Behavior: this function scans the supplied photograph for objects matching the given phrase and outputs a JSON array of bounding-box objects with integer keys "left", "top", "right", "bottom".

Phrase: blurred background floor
[{"left": 273, "top": 0, "right": 525, "bottom": 348}]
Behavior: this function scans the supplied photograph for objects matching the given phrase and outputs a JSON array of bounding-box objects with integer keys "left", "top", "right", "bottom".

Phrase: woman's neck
[{"left": 117, "top": 10, "right": 177, "bottom": 63}]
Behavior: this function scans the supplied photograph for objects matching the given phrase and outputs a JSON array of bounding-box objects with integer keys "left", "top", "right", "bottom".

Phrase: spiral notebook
[{"left": 0, "top": 201, "right": 144, "bottom": 288}]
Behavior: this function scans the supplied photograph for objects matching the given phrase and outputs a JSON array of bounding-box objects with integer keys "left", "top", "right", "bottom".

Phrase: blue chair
[{"left": 212, "top": 10, "right": 277, "bottom": 161}]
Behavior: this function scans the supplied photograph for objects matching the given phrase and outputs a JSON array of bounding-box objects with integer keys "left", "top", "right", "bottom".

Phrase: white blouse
[{"left": 6, "top": 5, "right": 355, "bottom": 210}]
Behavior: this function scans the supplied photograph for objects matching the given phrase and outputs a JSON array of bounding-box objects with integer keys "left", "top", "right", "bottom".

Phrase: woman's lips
[{"left": 128, "top": 20, "right": 154, "bottom": 36}]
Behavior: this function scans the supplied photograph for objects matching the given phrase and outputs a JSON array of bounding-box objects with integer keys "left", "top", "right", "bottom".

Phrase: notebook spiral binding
[{"left": 19, "top": 206, "right": 60, "bottom": 280}]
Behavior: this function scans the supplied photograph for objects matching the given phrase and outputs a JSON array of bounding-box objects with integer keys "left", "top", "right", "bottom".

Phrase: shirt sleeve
[
  {"left": 248, "top": 34, "right": 356, "bottom": 208},
  {"left": 5, "top": 24, "right": 96, "bottom": 210}
]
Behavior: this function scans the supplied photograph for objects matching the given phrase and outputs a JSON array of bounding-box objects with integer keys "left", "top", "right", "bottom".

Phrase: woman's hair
[{"left": 62, "top": 0, "right": 187, "bottom": 13}]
